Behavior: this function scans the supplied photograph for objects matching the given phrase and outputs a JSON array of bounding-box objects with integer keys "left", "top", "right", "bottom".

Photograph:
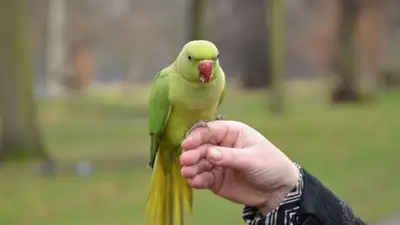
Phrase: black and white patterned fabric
[
  {"left": 241, "top": 164, "right": 369, "bottom": 225},
  {"left": 242, "top": 163, "right": 304, "bottom": 225}
]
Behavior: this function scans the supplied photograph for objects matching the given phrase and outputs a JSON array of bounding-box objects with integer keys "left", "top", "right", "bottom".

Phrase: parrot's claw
[
  {"left": 215, "top": 114, "right": 226, "bottom": 120},
  {"left": 184, "top": 120, "right": 209, "bottom": 139}
]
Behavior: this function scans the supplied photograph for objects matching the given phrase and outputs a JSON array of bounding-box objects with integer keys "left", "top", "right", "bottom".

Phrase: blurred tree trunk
[
  {"left": 268, "top": 0, "right": 285, "bottom": 113},
  {"left": 62, "top": 40, "right": 93, "bottom": 93},
  {"left": 234, "top": 0, "right": 271, "bottom": 89},
  {"left": 45, "top": 0, "right": 67, "bottom": 96},
  {"left": 0, "top": 0, "right": 48, "bottom": 161},
  {"left": 382, "top": 0, "right": 400, "bottom": 89},
  {"left": 332, "top": 0, "right": 386, "bottom": 102},
  {"left": 187, "top": 0, "right": 206, "bottom": 40},
  {"left": 355, "top": 0, "right": 387, "bottom": 94},
  {"left": 331, "top": 0, "right": 361, "bottom": 102}
]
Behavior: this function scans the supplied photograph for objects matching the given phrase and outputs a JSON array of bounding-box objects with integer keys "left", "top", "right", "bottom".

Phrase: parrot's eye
[
  {"left": 217, "top": 54, "right": 219, "bottom": 59},
  {"left": 188, "top": 56, "right": 192, "bottom": 61}
]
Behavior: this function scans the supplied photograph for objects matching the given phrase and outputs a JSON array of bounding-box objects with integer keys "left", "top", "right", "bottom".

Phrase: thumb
[{"left": 206, "top": 146, "right": 249, "bottom": 170}]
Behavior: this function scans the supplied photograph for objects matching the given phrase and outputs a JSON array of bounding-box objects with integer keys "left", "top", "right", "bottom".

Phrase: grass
[{"left": 1, "top": 79, "right": 400, "bottom": 225}]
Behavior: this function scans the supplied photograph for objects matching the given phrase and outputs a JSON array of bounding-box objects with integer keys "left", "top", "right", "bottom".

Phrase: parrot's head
[{"left": 175, "top": 40, "right": 220, "bottom": 84}]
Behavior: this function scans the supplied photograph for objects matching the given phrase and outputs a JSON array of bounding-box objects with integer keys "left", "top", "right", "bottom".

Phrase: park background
[{"left": 1, "top": 0, "right": 400, "bottom": 224}]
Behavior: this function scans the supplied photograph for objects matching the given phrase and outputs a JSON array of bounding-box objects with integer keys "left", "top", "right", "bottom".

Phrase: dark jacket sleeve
[{"left": 242, "top": 164, "right": 367, "bottom": 225}]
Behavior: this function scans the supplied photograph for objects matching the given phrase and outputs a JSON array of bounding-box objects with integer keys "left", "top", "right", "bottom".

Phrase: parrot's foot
[
  {"left": 215, "top": 114, "right": 226, "bottom": 120},
  {"left": 184, "top": 120, "right": 209, "bottom": 139}
]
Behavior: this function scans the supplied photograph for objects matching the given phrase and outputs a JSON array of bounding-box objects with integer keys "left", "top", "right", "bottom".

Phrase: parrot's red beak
[{"left": 198, "top": 60, "right": 213, "bottom": 83}]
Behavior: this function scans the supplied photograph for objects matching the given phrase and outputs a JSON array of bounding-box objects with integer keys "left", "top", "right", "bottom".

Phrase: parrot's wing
[
  {"left": 217, "top": 68, "right": 226, "bottom": 107},
  {"left": 148, "top": 70, "right": 172, "bottom": 168}
]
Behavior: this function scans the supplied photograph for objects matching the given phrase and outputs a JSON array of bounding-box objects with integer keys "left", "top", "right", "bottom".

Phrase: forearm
[{"left": 242, "top": 164, "right": 367, "bottom": 225}]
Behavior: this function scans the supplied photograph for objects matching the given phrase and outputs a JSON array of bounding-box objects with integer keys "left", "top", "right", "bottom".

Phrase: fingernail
[{"left": 209, "top": 148, "right": 222, "bottom": 161}]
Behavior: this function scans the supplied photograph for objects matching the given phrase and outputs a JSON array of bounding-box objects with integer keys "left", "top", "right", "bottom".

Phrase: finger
[
  {"left": 220, "top": 126, "right": 243, "bottom": 148},
  {"left": 179, "top": 144, "right": 209, "bottom": 166},
  {"left": 181, "top": 120, "right": 230, "bottom": 150},
  {"left": 181, "top": 159, "right": 213, "bottom": 179},
  {"left": 206, "top": 146, "right": 250, "bottom": 170},
  {"left": 181, "top": 127, "right": 211, "bottom": 151},
  {"left": 188, "top": 172, "right": 215, "bottom": 189}
]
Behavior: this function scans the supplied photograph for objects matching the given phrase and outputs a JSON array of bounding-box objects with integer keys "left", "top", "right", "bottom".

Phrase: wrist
[{"left": 257, "top": 163, "right": 302, "bottom": 215}]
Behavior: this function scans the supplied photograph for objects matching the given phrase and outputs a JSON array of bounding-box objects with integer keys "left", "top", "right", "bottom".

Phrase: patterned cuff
[{"left": 242, "top": 163, "right": 304, "bottom": 225}]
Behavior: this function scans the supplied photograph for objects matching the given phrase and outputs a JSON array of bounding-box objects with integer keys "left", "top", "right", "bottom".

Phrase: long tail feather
[{"left": 146, "top": 152, "right": 193, "bottom": 225}]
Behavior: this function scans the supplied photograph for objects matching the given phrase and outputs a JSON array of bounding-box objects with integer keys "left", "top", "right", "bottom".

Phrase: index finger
[{"left": 181, "top": 121, "right": 228, "bottom": 150}]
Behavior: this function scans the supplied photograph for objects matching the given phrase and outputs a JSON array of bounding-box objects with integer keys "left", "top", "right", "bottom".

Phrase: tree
[
  {"left": 331, "top": 0, "right": 386, "bottom": 102},
  {"left": 62, "top": 40, "right": 93, "bottom": 92},
  {"left": 355, "top": 0, "right": 387, "bottom": 94},
  {"left": 268, "top": 0, "right": 285, "bottom": 113},
  {"left": 45, "top": 0, "right": 67, "bottom": 96},
  {"left": 382, "top": 0, "right": 400, "bottom": 89},
  {"left": 331, "top": 0, "right": 360, "bottom": 102},
  {"left": 187, "top": 0, "right": 206, "bottom": 41},
  {"left": 0, "top": 0, "right": 48, "bottom": 161},
  {"left": 234, "top": 0, "right": 271, "bottom": 89}
]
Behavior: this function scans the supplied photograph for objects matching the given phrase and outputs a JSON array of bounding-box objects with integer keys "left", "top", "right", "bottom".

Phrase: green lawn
[{"left": 1, "top": 80, "right": 399, "bottom": 225}]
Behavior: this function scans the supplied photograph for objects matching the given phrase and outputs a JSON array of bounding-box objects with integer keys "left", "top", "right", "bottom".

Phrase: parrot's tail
[{"left": 146, "top": 152, "right": 193, "bottom": 225}]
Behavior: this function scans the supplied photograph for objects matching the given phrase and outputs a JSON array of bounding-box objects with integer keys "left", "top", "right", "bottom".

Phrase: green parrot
[{"left": 146, "top": 40, "right": 226, "bottom": 225}]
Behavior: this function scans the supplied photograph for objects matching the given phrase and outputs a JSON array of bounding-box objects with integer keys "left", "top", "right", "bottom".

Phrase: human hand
[{"left": 180, "top": 120, "right": 300, "bottom": 214}]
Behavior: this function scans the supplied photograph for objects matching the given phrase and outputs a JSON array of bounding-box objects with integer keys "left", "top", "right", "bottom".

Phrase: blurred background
[{"left": 1, "top": 0, "right": 400, "bottom": 224}]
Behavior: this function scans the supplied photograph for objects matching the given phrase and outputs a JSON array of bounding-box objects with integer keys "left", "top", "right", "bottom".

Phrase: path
[{"left": 375, "top": 213, "right": 400, "bottom": 225}]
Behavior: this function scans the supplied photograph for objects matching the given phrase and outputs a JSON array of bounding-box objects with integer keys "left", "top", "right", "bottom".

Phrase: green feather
[{"left": 148, "top": 68, "right": 172, "bottom": 169}]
